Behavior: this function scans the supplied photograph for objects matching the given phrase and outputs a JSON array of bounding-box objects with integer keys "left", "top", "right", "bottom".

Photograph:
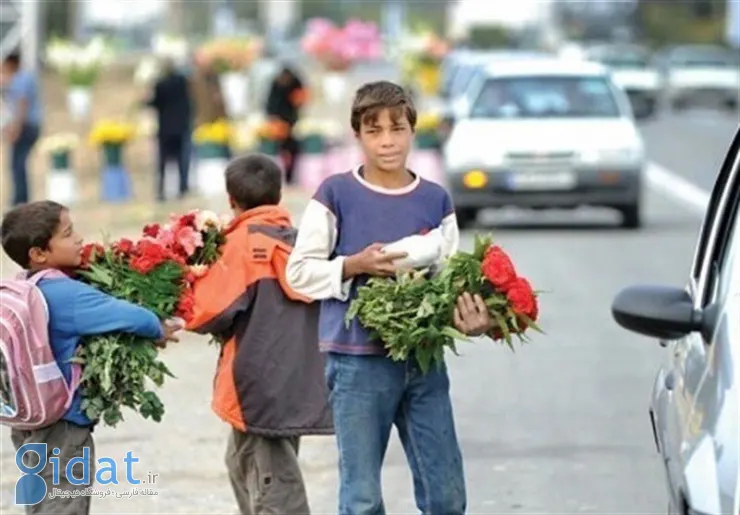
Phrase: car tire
[
  {"left": 620, "top": 202, "right": 642, "bottom": 229},
  {"left": 455, "top": 208, "right": 477, "bottom": 229}
]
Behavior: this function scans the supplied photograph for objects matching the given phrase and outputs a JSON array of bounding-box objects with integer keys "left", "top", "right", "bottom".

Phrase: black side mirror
[{"left": 611, "top": 285, "right": 705, "bottom": 341}]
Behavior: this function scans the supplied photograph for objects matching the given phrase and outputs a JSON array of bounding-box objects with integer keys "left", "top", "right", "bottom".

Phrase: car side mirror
[{"left": 611, "top": 284, "right": 713, "bottom": 341}]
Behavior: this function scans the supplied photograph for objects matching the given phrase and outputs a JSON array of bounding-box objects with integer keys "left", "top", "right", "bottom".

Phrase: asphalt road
[{"left": 1, "top": 81, "right": 736, "bottom": 513}]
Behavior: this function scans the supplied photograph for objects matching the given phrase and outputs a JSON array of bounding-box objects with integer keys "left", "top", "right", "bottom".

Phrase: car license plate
[{"left": 507, "top": 171, "right": 577, "bottom": 191}]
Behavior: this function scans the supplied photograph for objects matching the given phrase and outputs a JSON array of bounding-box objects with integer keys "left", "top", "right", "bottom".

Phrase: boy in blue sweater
[
  {"left": 1, "top": 201, "right": 178, "bottom": 515},
  {"left": 286, "top": 81, "right": 494, "bottom": 515}
]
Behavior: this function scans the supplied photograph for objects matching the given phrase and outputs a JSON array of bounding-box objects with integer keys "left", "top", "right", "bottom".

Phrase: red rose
[
  {"left": 80, "top": 243, "right": 105, "bottom": 268},
  {"left": 112, "top": 238, "right": 134, "bottom": 255},
  {"left": 506, "top": 277, "right": 537, "bottom": 317},
  {"left": 481, "top": 246, "right": 517, "bottom": 290},
  {"left": 179, "top": 213, "right": 196, "bottom": 228},
  {"left": 143, "top": 223, "right": 161, "bottom": 238},
  {"left": 176, "top": 291, "right": 196, "bottom": 322},
  {"left": 130, "top": 255, "right": 159, "bottom": 275}
]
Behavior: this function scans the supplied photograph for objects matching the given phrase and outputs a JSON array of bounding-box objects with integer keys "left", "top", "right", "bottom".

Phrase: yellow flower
[
  {"left": 193, "top": 119, "right": 233, "bottom": 145},
  {"left": 416, "top": 112, "right": 442, "bottom": 132},
  {"left": 88, "top": 120, "right": 136, "bottom": 146}
]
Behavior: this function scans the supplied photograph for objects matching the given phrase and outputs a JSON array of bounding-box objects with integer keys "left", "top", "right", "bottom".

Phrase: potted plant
[
  {"left": 88, "top": 120, "right": 136, "bottom": 202},
  {"left": 192, "top": 118, "right": 234, "bottom": 197},
  {"left": 414, "top": 112, "right": 442, "bottom": 150},
  {"left": 40, "top": 133, "right": 80, "bottom": 204},
  {"left": 45, "top": 37, "right": 112, "bottom": 121}
]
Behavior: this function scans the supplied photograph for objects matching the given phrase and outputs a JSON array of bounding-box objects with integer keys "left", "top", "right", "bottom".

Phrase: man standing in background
[
  {"left": 146, "top": 58, "right": 193, "bottom": 201},
  {"left": 1, "top": 51, "right": 42, "bottom": 207}
]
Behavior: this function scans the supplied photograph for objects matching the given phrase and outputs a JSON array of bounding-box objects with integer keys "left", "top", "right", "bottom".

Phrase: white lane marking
[{"left": 646, "top": 161, "right": 710, "bottom": 215}]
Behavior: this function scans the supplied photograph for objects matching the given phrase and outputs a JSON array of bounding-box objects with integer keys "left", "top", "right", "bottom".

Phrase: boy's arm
[
  {"left": 186, "top": 244, "right": 253, "bottom": 335},
  {"left": 285, "top": 199, "right": 353, "bottom": 301},
  {"left": 72, "top": 283, "right": 164, "bottom": 340}
]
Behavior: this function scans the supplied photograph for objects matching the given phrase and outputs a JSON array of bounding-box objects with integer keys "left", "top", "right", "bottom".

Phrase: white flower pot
[
  {"left": 46, "top": 170, "right": 77, "bottom": 204},
  {"left": 323, "top": 73, "right": 348, "bottom": 105},
  {"left": 219, "top": 72, "right": 249, "bottom": 118},
  {"left": 195, "top": 158, "right": 230, "bottom": 198},
  {"left": 67, "top": 87, "right": 91, "bottom": 121}
]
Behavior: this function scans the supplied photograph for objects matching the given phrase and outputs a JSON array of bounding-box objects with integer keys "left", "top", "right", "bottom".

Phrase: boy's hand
[
  {"left": 343, "top": 243, "right": 408, "bottom": 278},
  {"left": 155, "top": 320, "right": 181, "bottom": 349},
  {"left": 453, "top": 293, "right": 494, "bottom": 337}
]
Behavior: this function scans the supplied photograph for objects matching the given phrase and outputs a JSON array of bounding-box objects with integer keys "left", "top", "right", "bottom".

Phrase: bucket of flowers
[
  {"left": 293, "top": 119, "right": 342, "bottom": 192},
  {"left": 192, "top": 118, "right": 233, "bottom": 197},
  {"left": 39, "top": 133, "right": 80, "bottom": 204},
  {"left": 88, "top": 120, "right": 137, "bottom": 202},
  {"left": 256, "top": 118, "right": 290, "bottom": 156}
]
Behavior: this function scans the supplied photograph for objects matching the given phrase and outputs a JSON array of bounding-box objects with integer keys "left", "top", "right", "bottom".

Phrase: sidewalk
[{"left": 0, "top": 186, "right": 343, "bottom": 515}]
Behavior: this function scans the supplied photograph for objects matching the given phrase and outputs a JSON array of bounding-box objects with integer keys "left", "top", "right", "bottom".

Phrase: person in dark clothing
[
  {"left": 146, "top": 58, "right": 193, "bottom": 201},
  {"left": 265, "top": 66, "right": 306, "bottom": 185}
]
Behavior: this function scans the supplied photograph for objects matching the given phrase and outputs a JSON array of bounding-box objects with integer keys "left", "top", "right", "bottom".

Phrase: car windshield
[
  {"left": 470, "top": 76, "right": 622, "bottom": 119},
  {"left": 449, "top": 64, "right": 480, "bottom": 98}
]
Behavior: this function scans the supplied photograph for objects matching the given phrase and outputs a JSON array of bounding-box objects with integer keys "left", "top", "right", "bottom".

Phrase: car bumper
[
  {"left": 670, "top": 86, "right": 739, "bottom": 100},
  {"left": 447, "top": 166, "right": 642, "bottom": 210}
]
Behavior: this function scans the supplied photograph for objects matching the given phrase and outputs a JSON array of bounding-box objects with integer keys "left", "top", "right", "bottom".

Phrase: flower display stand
[
  {"left": 408, "top": 149, "right": 444, "bottom": 186},
  {"left": 296, "top": 136, "right": 328, "bottom": 194},
  {"left": 67, "top": 87, "right": 91, "bottom": 121},
  {"left": 100, "top": 144, "right": 132, "bottom": 202},
  {"left": 195, "top": 143, "right": 230, "bottom": 197},
  {"left": 219, "top": 72, "right": 249, "bottom": 118},
  {"left": 47, "top": 151, "right": 77, "bottom": 204}
]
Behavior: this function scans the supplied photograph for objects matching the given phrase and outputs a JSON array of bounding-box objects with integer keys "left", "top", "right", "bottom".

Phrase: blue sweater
[
  {"left": 285, "top": 166, "right": 460, "bottom": 355},
  {"left": 37, "top": 277, "right": 164, "bottom": 426}
]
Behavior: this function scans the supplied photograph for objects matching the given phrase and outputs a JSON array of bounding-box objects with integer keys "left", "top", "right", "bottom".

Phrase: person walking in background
[
  {"left": 1, "top": 51, "right": 42, "bottom": 207},
  {"left": 145, "top": 58, "right": 193, "bottom": 202},
  {"left": 265, "top": 66, "right": 307, "bottom": 185}
]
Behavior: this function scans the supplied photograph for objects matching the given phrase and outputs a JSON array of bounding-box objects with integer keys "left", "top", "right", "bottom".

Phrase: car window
[
  {"left": 691, "top": 130, "right": 740, "bottom": 307},
  {"left": 469, "top": 76, "right": 622, "bottom": 119},
  {"left": 449, "top": 64, "right": 479, "bottom": 98}
]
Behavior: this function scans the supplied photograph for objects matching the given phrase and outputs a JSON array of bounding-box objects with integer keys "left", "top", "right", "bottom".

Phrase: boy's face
[
  {"left": 28, "top": 210, "right": 84, "bottom": 270},
  {"left": 356, "top": 108, "right": 413, "bottom": 173}
]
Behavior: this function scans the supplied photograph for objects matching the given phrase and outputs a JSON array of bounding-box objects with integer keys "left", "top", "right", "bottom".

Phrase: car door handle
[{"left": 664, "top": 372, "right": 675, "bottom": 391}]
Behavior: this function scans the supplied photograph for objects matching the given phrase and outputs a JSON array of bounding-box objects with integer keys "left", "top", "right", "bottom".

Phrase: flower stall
[
  {"left": 88, "top": 120, "right": 136, "bottom": 202},
  {"left": 410, "top": 112, "right": 444, "bottom": 185},
  {"left": 192, "top": 118, "right": 233, "bottom": 197},
  {"left": 401, "top": 31, "right": 449, "bottom": 97},
  {"left": 196, "top": 37, "right": 263, "bottom": 118},
  {"left": 293, "top": 119, "right": 343, "bottom": 192},
  {"left": 40, "top": 133, "right": 80, "bottom": 204},
  {"left": 45, "top": 37, "right": 113, "bottom": 121},
  {"left": 301, "top": 18, "right": 382, "bottom": 105}
]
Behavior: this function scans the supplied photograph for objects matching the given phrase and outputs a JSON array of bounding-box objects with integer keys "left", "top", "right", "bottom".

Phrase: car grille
[{"left": 504, "top": 151, "right": 576, "bottom": 169}]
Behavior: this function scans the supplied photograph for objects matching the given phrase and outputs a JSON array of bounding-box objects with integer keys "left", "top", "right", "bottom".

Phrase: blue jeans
[
  {"left": 325, "top": 352, "right": 466, "bottom": 515},
  {"left": 9, "top": 124, "right": 39, "bottom": 206}
]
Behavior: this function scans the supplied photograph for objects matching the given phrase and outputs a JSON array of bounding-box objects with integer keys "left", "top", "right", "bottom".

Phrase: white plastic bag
[{"left": 382, "top": 228, "right": 443, "bottom": 270}]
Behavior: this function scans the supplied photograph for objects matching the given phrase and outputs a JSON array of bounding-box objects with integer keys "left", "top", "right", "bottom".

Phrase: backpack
[{"left": 0, "top": 269, "right": 81, "bottom": 430}]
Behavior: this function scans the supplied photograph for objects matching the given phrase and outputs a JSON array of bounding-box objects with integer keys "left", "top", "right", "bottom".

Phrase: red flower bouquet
[
  {"left": 346, "top": 234, "right": 543, "bottom": 373},
  {"left": 72, "top": 210, "right": 228, "bottom": 427}
]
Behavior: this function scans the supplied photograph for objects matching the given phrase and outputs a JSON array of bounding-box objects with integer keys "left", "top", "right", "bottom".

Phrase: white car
[
  {"left": 585, "top": 44, "right": 660, "bottom": 118},
  {"left": 658, "top": 45, "right": 740, "bottom": 110},
  {"left": 611, "top": 125, "right": 740, "bottom": 515},
  {"left": 443, "top": 58, "right": 646, "bottom": 229}
]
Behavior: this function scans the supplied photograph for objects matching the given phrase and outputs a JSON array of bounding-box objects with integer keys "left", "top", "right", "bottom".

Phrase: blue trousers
[
  {"left": 325, "top": 352, "right": 466, "bottom": 515},
  {"left": 9, "top": 124, "right": 39, "bottom": 206}
]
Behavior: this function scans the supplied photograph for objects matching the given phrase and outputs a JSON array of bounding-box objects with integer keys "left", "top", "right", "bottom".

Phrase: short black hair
[
  {"left": 1, "top": 201, "right": 67, "bottom": 268},
  {"left": 4, "top": 51, "right": 20, "bottom": 68},
  {"left": 351, "top": 80, "right": 417, "bottom": 133},
  {"left": 225, "top": 154, "right": 282, "bottom": 211}
]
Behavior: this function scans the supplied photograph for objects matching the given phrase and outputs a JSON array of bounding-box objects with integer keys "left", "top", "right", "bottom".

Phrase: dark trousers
[
  {"left": 281, "top": 132, "right": 299, "bottom": 185},
  {"left": 8, "top": 124, "right": 40, "bottom": 206},
  {"left": 157, "top": 132, "right": 190, "bottom": 200}
]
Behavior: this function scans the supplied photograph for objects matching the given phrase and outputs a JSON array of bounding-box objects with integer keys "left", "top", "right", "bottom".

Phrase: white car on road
[{"left": 443, "top": 58, "right": 646, "bottom": 228}]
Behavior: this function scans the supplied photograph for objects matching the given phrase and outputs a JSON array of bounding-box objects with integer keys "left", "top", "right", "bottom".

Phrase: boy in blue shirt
[
  {"left": 1, "top": 200, "right": 178, "bottom": 515},
  {"left": 287, "top": 81, "right": 493, "bottom": 515}
]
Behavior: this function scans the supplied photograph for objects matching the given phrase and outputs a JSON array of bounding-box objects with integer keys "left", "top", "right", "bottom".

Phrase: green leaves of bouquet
[{"left": 346, "top": 234, "right": 543, "bottom": 374}]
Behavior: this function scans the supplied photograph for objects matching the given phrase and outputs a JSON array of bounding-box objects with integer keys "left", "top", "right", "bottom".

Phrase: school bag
[{"left": 0, "top": 269, "right": 81, "bottom": 430}]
